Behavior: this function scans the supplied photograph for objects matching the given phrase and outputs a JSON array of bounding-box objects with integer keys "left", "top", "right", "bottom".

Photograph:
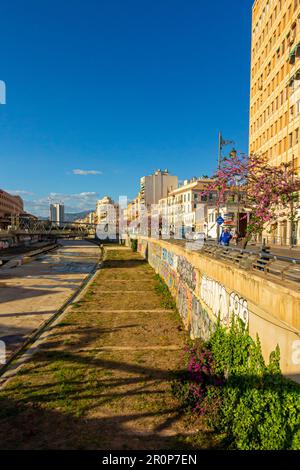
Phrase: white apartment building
[
  {"left": 50, "top": 203, "right": 64, "bottom": 226},
  {"left": 158, "top": 178, "right": 215, "bottom": 235},
  {"left": 95, "top": 196, "right": 119, "bottom": 239},
  {"left": 95, "top": 196, "right": 117, "bottom": 224}
]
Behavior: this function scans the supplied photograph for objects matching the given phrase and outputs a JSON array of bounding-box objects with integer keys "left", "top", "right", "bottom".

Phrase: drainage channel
[{"left": 0, "top": 253, "right": 104, "bottom": 387}]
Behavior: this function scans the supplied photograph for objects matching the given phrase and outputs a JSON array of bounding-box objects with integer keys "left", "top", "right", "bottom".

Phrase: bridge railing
[{"left": 1, "top": 217, "right": 96, "bottom": 236}]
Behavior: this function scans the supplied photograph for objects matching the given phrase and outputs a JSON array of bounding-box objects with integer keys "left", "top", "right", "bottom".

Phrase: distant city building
[
  {"left": 0, "top": 189, "right": 24, "bottom": 220},
  {"left": 125, "top": 195, "right": 141, "bottom": 224},
  {"left": 140, "top": 169, "right": 178, "bottom": 209},
  {"left": 88, "top": 211, "right": 95, "bottom": 225},
  {"left": 95, "top": 196, "right": 117, "bottom": 224},
  {"left": 74, "top": 211, "right": 95, "bottom": 225},
  {"left": 50, "top": 203, "right": 64, "bottom": 226},
  {"left": 95, "top": 196, "right": 119, "bottom": 239}
]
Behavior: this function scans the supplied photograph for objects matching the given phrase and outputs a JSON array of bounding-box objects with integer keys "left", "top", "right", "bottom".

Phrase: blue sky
[{"left": 1, "top": 0, "right": 253, "bottom": 216}]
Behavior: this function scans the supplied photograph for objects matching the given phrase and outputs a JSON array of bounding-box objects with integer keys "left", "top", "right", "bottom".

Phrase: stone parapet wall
[{"left": 137, "top": 237, "right": 300, "bottom": 382}]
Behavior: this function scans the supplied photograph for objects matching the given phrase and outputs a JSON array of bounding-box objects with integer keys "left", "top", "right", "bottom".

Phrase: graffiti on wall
[
  {"left": 142, "top": 240, "right": 249, "bottom": 342},
  {"left": 200, "top": 275, "right": 249, "bottom": 326},
  {"left": 229, "top": 292, "right": 249, "bottom": 326},
  {"left": 148, "top": 243, "right": 160, "bottom": 271},
  {"left": 162, "top": 248, "right": 178, "bottom": 270},
  {"left": 190, "top": 295, "right": 215, "bottom": 342},
  {"left": 177, "top": 282, "right": 190, "bottom": 327},
  {"left": 159, "top": 261, "right": 177, "bottom": 291},
  {"left": 0, "top": 241, "right": 10, "bottom": 250},
  {"left": 138, "top": 239, "right": 148, "bottom": 258},
  {"left": 177, "top": 256, "right": 197, "bottom": 290}
]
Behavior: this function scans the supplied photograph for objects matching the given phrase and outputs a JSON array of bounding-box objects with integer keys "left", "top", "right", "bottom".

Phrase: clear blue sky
[{"left": 1, "top": 0, "right": 253, "bottom": 216}]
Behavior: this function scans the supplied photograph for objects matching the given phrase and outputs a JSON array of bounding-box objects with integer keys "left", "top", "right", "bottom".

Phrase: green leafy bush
[
  {"left": 173, "top": 319, "right": 300, "bottom": 450},
  {"left": 130, "top": 238, "right": 138, "bottom": 252}
]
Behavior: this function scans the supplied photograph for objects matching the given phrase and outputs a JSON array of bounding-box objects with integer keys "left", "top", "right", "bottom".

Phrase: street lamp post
[
  {"left": 291, "top": 153, "right": 296, "bottom": 248},
  {"left": 216, "top": 132, "right": 235, "bottom": 243}
]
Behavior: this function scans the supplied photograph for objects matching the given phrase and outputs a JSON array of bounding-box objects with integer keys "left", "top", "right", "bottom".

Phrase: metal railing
[
  {"left": 259, "top": 235, "right": 298, "bottom": 247},
  {"left": 0, "top": 217, "right": 96, "bottom": 237},
  {"left": 201, "top": 241, "right": 300, "bottom": 283}
]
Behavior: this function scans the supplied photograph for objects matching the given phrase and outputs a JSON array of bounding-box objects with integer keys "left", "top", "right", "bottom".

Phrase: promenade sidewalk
[{"left": 0, "top": 246, "right": 217, "bottom": 450}]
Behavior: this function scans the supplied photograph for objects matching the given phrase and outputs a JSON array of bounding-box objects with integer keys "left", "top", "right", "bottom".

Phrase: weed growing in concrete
[
  {"left": 130, "top": 239, "right": 138, "bottom": 252},
  {"left": 154, "top": 274, "right": 177, "bottom": 310}
]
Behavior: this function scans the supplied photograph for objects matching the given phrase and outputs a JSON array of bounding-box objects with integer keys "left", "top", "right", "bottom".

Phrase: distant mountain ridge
[{"left": 64, "top": 210, "right": 93, "bottom": 222}]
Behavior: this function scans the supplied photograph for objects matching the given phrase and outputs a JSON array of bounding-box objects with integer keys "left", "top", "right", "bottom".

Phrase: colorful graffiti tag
[
  {"left": 177, "top": 256, "right": 197, "bottom": 290},
  {"left": 0, "top": 241, "right": 10, "bottom": 250},
  {"left": 200, "top": 275, "right": 249, "bottom": 326},
  {"left": 190, "top": 295, "right": 215, "bottom": 342},
  {"left": 138, "top": 239, "right": 148, "bottom": 258},
  {"left": 162, "top": 248, "right": 178, "bottom": 270},
  {"left": 229, "top": 292, "right": 249, "bottom": 325},
  {"left": 139, "top": 240, "right": 249, "bottom": 343},
  {"left": 177, "top": 282, "right": 190, "bottom": 327}
]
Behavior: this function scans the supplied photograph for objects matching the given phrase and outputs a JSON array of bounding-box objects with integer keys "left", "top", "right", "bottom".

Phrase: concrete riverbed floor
[
  {"left": 0, "top": 246, "right": 219, "bottom": 450},
  {"left": 0, "top": 239, "right": 100, "bottom": 359}
]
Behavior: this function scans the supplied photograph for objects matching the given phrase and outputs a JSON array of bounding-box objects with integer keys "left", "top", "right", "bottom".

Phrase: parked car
[{"left": 192, "top": 232, "right": 206, "bottom": 241}]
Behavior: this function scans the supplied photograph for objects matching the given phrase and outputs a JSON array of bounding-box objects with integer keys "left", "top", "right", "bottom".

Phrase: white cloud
[
  {"left": 24, "top": 191, "right": 100, "bottom": 217},
  {"left": 4, "top": 189, "right": 33, "bottom": 196},
  {"left": 72, "top": 169, "right": 102, "bottom": 175}
]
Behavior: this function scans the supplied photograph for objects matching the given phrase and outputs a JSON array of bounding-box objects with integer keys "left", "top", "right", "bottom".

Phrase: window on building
[{"left": 280, "top": 90, "right": 284, "bottom": 105}]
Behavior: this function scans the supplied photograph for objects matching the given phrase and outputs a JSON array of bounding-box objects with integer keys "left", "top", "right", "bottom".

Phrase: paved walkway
[{"left": 0, "top": 246, "right": 216, "bottom": 450}]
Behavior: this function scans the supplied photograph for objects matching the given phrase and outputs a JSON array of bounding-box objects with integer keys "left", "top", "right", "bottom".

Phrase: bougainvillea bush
[
  {"left": 172, "top": 320, "right": 300, "bottom": 450},
  {"left": 172, "top": 341, "right": 224, "bottom": 415}
]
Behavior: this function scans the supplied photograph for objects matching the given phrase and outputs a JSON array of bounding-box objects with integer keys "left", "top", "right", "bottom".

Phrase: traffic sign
[{"left": 216, "top": 216, "right": 224, "bottom": 225}]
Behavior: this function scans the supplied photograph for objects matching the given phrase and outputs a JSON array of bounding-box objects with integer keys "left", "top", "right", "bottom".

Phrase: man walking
[{"left": 219, "top": 227, "right": 232, "bottom": 246}]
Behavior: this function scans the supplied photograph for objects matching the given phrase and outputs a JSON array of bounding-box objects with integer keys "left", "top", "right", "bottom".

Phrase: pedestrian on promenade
[
  {"left": 219, "top": 227, "right": 232, "bottom": 246},
  {"left": 232, "top": 231, "right": 240, "bottom": 246}
]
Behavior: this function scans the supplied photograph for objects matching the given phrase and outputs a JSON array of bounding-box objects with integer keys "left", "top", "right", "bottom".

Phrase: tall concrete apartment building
[
  {"left": 250, "top": 0, "right": 300, "bottom": 245},
  {"left": 140, "top": 169, "right": 178, "bottom": 209},
  {"left": 50, "top": 203, "right": 64, "bottom": 226}
]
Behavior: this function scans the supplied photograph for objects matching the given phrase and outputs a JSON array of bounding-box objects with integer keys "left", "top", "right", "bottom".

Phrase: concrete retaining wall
[{"left": 137, "top": 237, "right": 300, "bottom": 382}]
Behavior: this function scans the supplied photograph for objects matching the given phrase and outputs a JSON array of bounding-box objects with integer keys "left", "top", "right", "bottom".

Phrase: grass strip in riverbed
[{"left": 0, "top": 246, "right": 221, "bottom": 450}]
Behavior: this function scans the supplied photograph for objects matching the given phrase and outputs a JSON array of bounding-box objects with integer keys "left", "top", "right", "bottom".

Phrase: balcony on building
[{"left": 288, "top": 41, "right": 300, "bottom": 65}]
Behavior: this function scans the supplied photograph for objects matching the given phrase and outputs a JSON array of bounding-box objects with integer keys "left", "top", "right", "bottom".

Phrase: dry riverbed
[{"left": 0, "top": 246, "right": 220, "bottom": 450}]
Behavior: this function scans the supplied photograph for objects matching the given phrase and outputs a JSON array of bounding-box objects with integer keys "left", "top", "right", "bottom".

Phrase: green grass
[
  {"left": 0, "top": 247, "right": 215, "bottom": 450},
  {"left": 154, "top": 274, "right": 178, "bottom": 310}
]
